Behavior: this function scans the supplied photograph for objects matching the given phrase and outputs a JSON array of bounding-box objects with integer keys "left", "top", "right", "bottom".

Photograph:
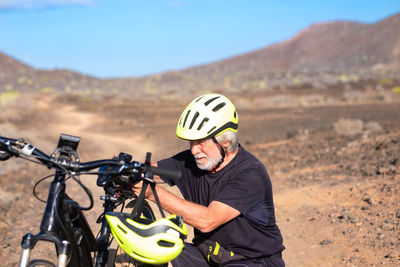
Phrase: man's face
[{"left": 190, "top": 138, "right": 222, "bottom": 171}]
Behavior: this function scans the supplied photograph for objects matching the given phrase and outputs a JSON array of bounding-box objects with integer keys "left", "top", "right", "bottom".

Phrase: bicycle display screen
[{"left": 57, "top": 134, "right": 80, "bottom": 151}]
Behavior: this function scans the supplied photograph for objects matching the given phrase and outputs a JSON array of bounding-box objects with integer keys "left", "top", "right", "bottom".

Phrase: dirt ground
[{"left": 0, "top": 92, "right": 399, "bottom": 266}]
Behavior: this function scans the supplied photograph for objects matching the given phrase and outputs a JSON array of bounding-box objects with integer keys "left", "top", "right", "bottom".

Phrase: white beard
[{"left": 194, "top": 152, "right": 222, "bottom": 171}]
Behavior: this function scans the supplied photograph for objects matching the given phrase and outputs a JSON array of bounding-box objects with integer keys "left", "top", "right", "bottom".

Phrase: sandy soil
[{"left": 0, "top": 93, "right": 399, "bottom": 266}]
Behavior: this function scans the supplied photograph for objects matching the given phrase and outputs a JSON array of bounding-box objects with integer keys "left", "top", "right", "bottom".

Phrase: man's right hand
[{"left": 132, "top": 180, "right": 154, "bottom": 200}]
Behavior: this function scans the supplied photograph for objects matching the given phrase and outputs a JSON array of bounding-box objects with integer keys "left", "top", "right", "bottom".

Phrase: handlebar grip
[
  {"left": 0, "top": 151, "right": 12, "bottom": 161},
  {"left": 0, "top": 136, "right": 17, "bottom": 160},
  {"left": 0, "top": 143, "right": 7, "bottom": 152},
  {"left": 148, "top": 166, "right": 181, "bottom": 181}
]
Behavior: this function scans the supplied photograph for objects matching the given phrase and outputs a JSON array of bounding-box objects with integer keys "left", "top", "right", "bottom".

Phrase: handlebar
[
  {"left": 0, "top": 135, "right": 181, "bottom": 181},
  {"left": 146, "top": 166, "right": 181, "bottom": 180}
]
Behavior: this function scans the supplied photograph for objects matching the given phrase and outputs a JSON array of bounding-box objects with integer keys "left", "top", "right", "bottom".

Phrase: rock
[
  {"left": 381, "top": 223, "right": 394, "bottom": 231},
  {"left": 362, "top": 196, "right": 373, "bottom": 205},
  {"left": 376, "top": 232, "right": 385, "bottom": 240},
  {"left": 337, "top": 210, "right": 357, "bottom": 223},
  {"left": 320, "top": 239, "right": 333, "bottom": 246},
  {"left": 396, "top": 209, "right": 400, "bottom": 219}
]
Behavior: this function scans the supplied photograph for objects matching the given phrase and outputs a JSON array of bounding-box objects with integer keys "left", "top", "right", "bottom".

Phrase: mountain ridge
[
  {"left": 184, "top": 13, "right": 400, "bottom": 74},
  {"left": 0, "top": 51, "right": 33, "bottom": 75}
]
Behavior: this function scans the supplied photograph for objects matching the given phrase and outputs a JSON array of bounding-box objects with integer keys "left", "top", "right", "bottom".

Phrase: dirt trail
[
  {"left": 1, "top": 95, "right": 399, "bottom": 266},
  {"left": 38, "top": 98, "right": 156, "bottom": 157}
]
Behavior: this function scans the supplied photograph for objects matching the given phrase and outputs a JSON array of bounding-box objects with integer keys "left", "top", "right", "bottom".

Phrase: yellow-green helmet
[
  {"left": 106, "top": 212, "right": 187, "bottom": 265},
  {"left": 176, "top": 93, "right": 238, "bottom": 140}
]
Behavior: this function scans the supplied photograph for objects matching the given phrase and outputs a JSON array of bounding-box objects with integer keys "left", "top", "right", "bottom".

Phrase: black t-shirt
[{"left": 158, "top": 145, "right": 285, "bottom": 258}]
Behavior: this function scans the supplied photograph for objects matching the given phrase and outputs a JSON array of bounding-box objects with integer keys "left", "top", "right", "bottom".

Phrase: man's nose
[{"left": 191, "top": 143, "right": 201, "bottom": 155}]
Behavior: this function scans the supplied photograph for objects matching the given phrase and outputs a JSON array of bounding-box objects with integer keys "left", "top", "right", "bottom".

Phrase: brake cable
[
  {"left": 17, "top": 152, "right": 95, "bottom": 210},
  {"left": 32, "top": 174, "right": 55, "bottom": 203}
]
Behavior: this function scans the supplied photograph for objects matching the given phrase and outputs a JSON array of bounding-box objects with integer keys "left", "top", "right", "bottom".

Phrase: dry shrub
[{"left": 334, "top": 119, "right": 363, "bottom": 136}]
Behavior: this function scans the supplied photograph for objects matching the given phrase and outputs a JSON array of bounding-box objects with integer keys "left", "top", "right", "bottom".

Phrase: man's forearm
[{"left": 149, "top": 185, "right": 214, "bottom": 232}]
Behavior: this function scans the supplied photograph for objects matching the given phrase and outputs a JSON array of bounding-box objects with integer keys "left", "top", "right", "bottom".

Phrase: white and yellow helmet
[
  {"left": 106, "top": 213, "right": 187, "bottom": 265},
  {"left": 176, "top": 93, "right": 238, "bottom": 140}
]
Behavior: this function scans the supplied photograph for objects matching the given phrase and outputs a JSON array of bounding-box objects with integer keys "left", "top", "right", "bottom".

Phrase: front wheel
[{"left": 27, "top": 259, "right": 56, "bottom": 267}]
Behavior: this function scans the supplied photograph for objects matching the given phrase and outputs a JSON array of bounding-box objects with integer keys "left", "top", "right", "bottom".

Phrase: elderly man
[{"left": 135, "top": 93, "right": 285, "bottom": 267}]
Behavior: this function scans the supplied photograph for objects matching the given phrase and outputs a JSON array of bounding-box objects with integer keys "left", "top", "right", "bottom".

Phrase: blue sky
[{"left": 0, "top": 0, "right": 399, "bottom": 78}]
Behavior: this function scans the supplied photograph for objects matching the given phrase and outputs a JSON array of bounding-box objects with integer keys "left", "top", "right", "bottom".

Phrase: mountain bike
[{"left": 0, "top": 133, "right": 182, "bottom": 267}]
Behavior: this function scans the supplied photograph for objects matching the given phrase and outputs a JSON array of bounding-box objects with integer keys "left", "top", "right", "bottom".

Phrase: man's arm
[{"left": 133, "top": 182, "right": 240, "bottom": 233}]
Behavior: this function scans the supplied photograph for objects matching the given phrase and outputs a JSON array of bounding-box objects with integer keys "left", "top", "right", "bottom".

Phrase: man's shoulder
[
  {"left": 170, "top": 149, "right": 193, "bottom": 161},
  {"left": 158, "top": 149, "right": 192, "bottom": 168},
  {"left": 168, "top": 149, "right": 204, "bottom": 176},
  {"left": 229, "top": 146, "right": 269, "bottom": 181},
  {"left": 234, "top": 146, "right": 264, "bottom": 168}
]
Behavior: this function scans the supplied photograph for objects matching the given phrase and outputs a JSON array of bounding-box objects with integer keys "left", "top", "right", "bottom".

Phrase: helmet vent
[
  {"left": 195, "top": 96, "right": 204, "bottom": 102},
  {"left": 117, "top": 225, "right": 128, "bottom": 234},
  {"left": 158, "top": 240, "right": 175, "bottom": 248},
  {"left": 234, "top": 111, "right": 237, "bottom": 118},
  {"left": 204, "top": 96, "right": 220, "bottom": 106},
  {"left": 212, "top": 102, "right": 226, "bottom": 112},
  {"left": 189, "top": 111, "right": 199, "bottom": 129},
  {"left": 197, "top": 118, "right": 209, "bottom": 130},
  {"left": 207, "top": 126, "right": 216, "bottom": 135},
  {"left": 182, "top": 110, "right": 191, "bottom": 128}
]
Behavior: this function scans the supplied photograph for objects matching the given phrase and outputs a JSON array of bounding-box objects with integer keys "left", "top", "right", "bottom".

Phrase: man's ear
[{"left": 221, "top": 141, "right": 230, "bottom": 150}]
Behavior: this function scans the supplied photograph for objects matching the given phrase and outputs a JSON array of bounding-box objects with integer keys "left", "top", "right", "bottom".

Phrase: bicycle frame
[{"left": 19, "top": 168, "right": 112, "bottom": 267}]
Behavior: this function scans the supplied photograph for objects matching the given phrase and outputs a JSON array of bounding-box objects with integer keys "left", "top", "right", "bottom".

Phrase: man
[{"left": 134, "top": 93, "right": 285, "bottom": 266}]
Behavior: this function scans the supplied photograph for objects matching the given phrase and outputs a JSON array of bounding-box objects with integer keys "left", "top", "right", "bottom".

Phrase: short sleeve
[
  {"left": 214, "top": 166, "right": 267, "bottom": 214},
  {"left": 157, "top": 157, "right": 180, "bottom": 186}
]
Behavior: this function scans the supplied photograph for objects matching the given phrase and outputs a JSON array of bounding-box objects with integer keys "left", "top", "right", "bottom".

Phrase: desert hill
[
  {"left": 0, "top": 51, "right": 33, "bottom": 75},
  {"left": 213, "top": 12, "right": 400, "bottom": 71},
  {"left": 1, "top": 13, "right": 400, "bottom": 100}
]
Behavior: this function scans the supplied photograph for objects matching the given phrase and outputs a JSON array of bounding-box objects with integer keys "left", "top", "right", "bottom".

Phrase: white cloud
[{"left": 0, "top": 0, "right": 94, "bottom": 10}]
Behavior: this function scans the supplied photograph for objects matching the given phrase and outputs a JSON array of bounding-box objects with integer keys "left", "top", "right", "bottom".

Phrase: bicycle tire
[
  {"left": 107, "top": 200, "right": 163, "bottom": 267},
  {"left": 27, "top": 259, "right": 56, "bottom": 267}
]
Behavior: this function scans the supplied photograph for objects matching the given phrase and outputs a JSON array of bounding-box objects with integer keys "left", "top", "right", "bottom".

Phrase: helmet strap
[
  {"left": 210, "top": 137, "right": 226, "bottom": 172},
  {"left": 131, "top": 181, "right": 149, "bottom": 220},
  {"left": 150, "top": 183, "right": 166, "bottom": 218},
  {"left": 131, "top": 174, "right": 166, "bottom": 220}
]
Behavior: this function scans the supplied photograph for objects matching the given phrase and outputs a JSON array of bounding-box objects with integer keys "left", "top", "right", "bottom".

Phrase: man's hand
[{"left": 132, "top": 181, "right": 154, "bottom": 200}]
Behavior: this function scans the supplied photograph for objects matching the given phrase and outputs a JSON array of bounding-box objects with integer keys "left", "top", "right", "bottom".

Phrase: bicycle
[{"left": 0, "top": 133, "right": 184, "bottom": 267}]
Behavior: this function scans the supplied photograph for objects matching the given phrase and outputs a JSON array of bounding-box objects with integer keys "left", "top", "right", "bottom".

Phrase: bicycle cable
[
  {"left": 69, "top": 173, "right": 94, "bottom": 211},
  {"left": 32, "top": 174, "right": 55, "bottom": 203},
  {"left": 19, "top": 152, "right": 95, "bottom": 210}
]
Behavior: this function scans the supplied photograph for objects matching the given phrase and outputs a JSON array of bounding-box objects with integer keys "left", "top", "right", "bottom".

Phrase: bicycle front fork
[{"left": 19, "top": 233, "right": 70, "bottom": 267}]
